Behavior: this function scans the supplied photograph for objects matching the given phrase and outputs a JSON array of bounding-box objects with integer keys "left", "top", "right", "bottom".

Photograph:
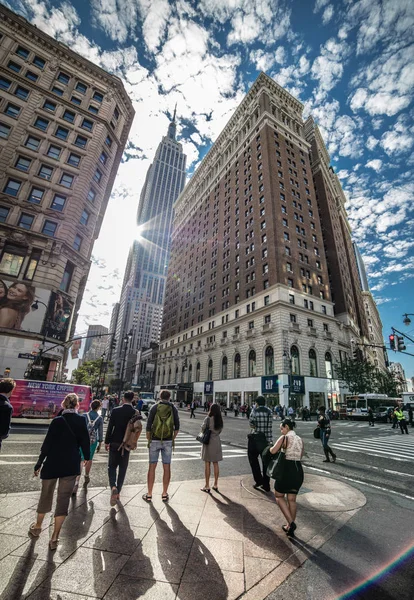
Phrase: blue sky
[{"left": 8, "top": 0, "right": 414, "bottom": 378}]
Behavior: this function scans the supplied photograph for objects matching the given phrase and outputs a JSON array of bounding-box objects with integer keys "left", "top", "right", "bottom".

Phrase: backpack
[
  {"left": 118, "top": 410, "right": 143, "bottom": 455},
  {"left": 86, "top": 413, "right": 100, "bottom": 445},
  {"left": 151, "top": 403, "right": 174, "bottom": 442}
]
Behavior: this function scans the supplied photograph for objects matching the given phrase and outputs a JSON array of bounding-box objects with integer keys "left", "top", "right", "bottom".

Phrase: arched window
[
  {"left": 168, "top": 368, "right": 171, "bottom": 384},
  {"left": 265, "top": 345, "right": 274, "bottom": 375},
  {"left": 175, "top": 366, "right": 179, "bottom": 383},
  {"left": 325, "top": 352, "right": 333, "bottom": 379},
  {"left": 234, "top": 353, "right": 241, "bottom": 378},
  {"left": 181, "top": 365, "right": 186, "bottom": 383},
  {"left": 221, "top": 356, "right": 228, "bottom": 380},
  {"left": 291, "top": 346, "right": 300, "bottom": 375},
  {"left": 188, "top": 363, "right": 192, "bottom": 383},
  {"left": 309, "top": 349, "right": 318, "bottom": 377},
  {"left": 248, "top": 349, "right": 256, "bottom": 377},
  {"left": 162, "top": 369, "right": 165, "bottom": 384},
  {"left": 196, "top": 362, "right": 200, "bottom": 382},
  {"left": 207, "top": 359, "right": 213, "bottom": 380}
]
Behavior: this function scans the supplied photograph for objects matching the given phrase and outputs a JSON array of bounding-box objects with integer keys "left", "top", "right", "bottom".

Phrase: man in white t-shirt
[{"left": 101, "top": 397, "right": 109, "bottom": 421}]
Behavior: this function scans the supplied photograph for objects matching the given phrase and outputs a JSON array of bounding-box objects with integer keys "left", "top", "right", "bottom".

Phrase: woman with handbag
[
  {"left": 200, "top": 403, "right": 223, "bottom": 493},
  {"left": 318, "top": 406, "right": 336, "bottom": 462},
  {"left": 29, "top": 393, "right": 90, "bottom": 550},
  {"left": 269, "top": 418, "right": 304, "bottom": 537}
]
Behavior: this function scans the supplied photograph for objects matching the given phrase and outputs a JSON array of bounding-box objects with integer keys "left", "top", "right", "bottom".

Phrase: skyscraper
[
  {"left": 0, "top": 4, "right": 134, "bottom": 380},
  {"left": 156, "top": 72, "right": 384, "bottom": 411},
  {"left": 114, "top": 113, "right": 186, "bottom": 382}
]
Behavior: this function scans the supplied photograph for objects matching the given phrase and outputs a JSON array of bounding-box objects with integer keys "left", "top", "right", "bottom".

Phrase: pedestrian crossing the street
[
  {"left": 331, "top": 434, "right": 414, "bottom": 462},
  {"left": 0, "top": 433, "right": 247, "bottom": 465}
]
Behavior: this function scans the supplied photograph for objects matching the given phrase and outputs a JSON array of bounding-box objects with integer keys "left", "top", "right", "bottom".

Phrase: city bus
[
  {"left": 11, "top": 379, "right": 92, "bottom": 419},
  {"left": 346, "top": 394, "right": 401, "bottom": 420}
]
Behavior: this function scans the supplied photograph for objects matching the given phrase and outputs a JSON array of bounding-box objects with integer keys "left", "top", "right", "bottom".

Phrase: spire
[{"left": 167, "top": 105, "right": 177, "bottom": 140}]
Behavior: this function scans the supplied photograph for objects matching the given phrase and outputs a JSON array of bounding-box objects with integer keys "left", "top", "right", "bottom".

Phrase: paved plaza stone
[{"left": 0, "top": 474, "right": 366, "bottom": 599}]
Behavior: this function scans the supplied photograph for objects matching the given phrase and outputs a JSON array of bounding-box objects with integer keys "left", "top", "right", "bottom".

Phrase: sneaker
[
  {"left": 84, "top": 475, "right": 90, "bottom": 485},
  {"left": 110, "top": 487, "right": 118, "bottom": 506}
]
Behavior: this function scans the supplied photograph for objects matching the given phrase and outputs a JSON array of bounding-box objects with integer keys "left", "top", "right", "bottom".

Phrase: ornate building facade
[{"left": 0, "top": 5, "right": 134, "bottom": 380}]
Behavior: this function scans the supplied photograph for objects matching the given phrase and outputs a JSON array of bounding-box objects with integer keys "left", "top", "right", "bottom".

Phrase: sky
[{"left": 7, "top": 0, "right": 414, "bottom": 378}]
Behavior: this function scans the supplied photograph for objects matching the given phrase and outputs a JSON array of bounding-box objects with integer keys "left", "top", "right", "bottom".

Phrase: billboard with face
[
  {"left": 0, "top": 279, "right": 50, "bottom": 333},
  {"left": 42, "top": 292, "right": 73, "bottom": 341}
]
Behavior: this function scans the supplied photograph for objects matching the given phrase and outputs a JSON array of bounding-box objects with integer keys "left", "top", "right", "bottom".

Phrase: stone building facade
[
  {"left": 0, "top": 5, "right": 134, "bottom": 380},
  {"left": 154, "top": 73, "right": 377, "bottom": 411}
]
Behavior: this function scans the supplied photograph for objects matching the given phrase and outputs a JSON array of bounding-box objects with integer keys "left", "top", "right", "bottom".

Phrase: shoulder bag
[
  {"left": 266, "top": 435, "right": 287, "bottom": 480},
  {"left": 313, "top": 426, "right": 321, "bottom": 439},
  {"left": 196, "top": 417, "right": 211, "bottom": 445}
]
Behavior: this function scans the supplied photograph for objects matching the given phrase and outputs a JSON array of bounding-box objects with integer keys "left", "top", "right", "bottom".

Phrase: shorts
[
  {"left": 38, "top": 475, "right": 77, "bottom": 517},
  {"left": 149, "top": 440, "right": 173, "bottom": 464},
  {"left": 80, "top": 441, "right": 98, "bottom": 461}
]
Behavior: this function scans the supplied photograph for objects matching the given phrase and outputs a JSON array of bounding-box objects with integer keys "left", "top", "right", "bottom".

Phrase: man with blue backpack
[{"left": 142, "top": 389, "right": 180, "bottom": 503}]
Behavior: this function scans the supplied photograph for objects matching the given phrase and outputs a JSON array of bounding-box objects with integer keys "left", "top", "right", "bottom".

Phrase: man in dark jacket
[
  {"left": 105, "top": 390, "right": 136, "bottom": 505},
  {"left": 0, "top": 378, "right": 15, "bottom": 451}
]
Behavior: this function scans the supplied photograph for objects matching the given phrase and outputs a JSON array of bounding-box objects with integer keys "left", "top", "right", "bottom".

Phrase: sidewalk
[{"left": 0, "top": 472, "right": 365, "bottom": 599}]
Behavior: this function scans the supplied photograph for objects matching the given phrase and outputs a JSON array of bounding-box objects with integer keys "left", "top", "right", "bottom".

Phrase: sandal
[
  {"left": 49, "top": 539, "right": 59, "bottom": 551},
  {"left": 200, "top": 487, "right": 210, "bottom": 493},
  {"left": 212, "top": 486, "right": 219, "bottom": 492},
  {"left": 162, "top": 494, "right": 169, "bottom": 502},
  {"left": 142, "top": 493, "right": 152, "bottom": 503},
  {"left": 29, "top": 523, "right": 42, "bottom": 538}
]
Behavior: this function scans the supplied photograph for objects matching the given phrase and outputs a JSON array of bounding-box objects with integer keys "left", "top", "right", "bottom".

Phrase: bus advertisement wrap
[{"left": 11, "top": 380, "right": 92, "bottom": 419}]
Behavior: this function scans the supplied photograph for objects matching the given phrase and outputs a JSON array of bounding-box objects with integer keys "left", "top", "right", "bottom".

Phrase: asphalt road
[{"left": 2, "top": 412, "right": 414, "bottom": 599}]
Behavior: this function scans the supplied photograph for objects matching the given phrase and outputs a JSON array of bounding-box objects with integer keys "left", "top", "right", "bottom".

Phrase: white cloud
[
  {"left": 314, "top": 0, "right": 329, "bottom": 13},
  {"left": 322, "top": 5, "right": 334, "bottom": 25},
  {"left": 250, "top": 46, "right": 286, "bottom": 72},
  {"left": 366, "top": 159, "right": 382, "bottom": 172},
  {"left": 366, "top": 135, "right": 379, "bottom": 150},
  {"left": 381, "top": 119, "right": 414, "bottom": 155},
  {"left": 311, "top": 38, "right": 349, "bottom": 99}
]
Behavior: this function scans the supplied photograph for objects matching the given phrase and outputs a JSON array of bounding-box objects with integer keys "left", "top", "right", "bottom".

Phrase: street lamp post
[
  {"left": 119, "top": 330, "right": 133, "bottom": 400},
  {"left": 96, "top": 352, "right": 106, "bottom": 397},
  {"left": 403, "top": 314, "right": 414, "bottom": 326}
]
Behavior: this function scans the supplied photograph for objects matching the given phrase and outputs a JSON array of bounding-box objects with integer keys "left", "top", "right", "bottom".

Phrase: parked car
[
  {"left": 141, "top": 399, "right": 155, "bottom": 414},
  {"left": 375, "top": 406, "right": 393, "bottom": 423}
]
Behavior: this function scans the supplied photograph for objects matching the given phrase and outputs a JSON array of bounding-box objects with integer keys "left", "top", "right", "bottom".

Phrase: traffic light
[
  {"left": 389, "top": 334, "right": 395, "bottom": 351},
  {"left": 111, "top": 337, "right": 117, "bottom": 350},
  {"left": 397, "top": 336, "right": 406, "bottom": 352}
]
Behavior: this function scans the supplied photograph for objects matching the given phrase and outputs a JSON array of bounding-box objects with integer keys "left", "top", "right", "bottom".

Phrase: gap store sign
[{"left": 261, "top": 376, "right": 279, "bottom": 394}]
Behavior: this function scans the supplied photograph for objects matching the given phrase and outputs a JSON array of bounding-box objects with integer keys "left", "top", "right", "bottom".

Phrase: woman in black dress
[{"left": 269, "top": 418, "right": 304, "bottom": 537}]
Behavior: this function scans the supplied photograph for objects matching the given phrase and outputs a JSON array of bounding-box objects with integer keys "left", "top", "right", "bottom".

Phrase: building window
[
  {"left": 15, "top": 86, "right": 29, "bottom": 100},
  {"left": 24, "top": 249, "right": 41, "bottom": 280},
  {"left": 51, "top": 86, "right": 64, "bottom": 96},
  {"left": 322, "top": 305, "right": 327, "bottom": 314},
  {"left": 248, "top": 349, "right": 256, "bottom": 377},
  {"left": 325, "top": 352, "right": 333, "bottom": 378},
  {"left": 43, "top": 99, "right": 56, "bottom": 112},
  {"left": 248, "top": 320, "right": 254, "bottom": 329},
  {"left": 323, "top": 323, "right": 329, "bottom": 332},
  {"left": 80, "top": 209, "right": 89, "bottom": 226},
  {"left": 207, "top": 359, "right": 213, "bottom": 381},
  {"left": 264, "top": 295, "right": 270, "bottom": 306},
  {"left": 0, "top": 76, "right": 12, "bottom": 91},
  {"left": 105, "top": 135, "right": 112, "bottom": 147},
  {"left": 93, "top": 91, "right": 104, "bottom": 103},
  {"left": 50, "top": 193, "right": 66, "bottom": 211},
  {"left": 60, "top": 261, "right": 74, "bottom": 292},
  {"left": 55, "top": 126, "right": 69, "bottom": 140},
  {"left": 70, "top": 96, "right": 82, "bottom": 106},
  {"left": 290, "top": 314, "right": 296, "bottom": 323},
  {"left": 94, "top": 169, "right": 102, "bottom": 183},
  {"left": 81, "top": 118, "right": 93, "bottom": 131},
  {"left": 42, "top": 220, "right": 57, "bottom": 237},
  {"left": 4, "top": 178, "right": 21, "bottom": 196},
  {"left": 73, "top": 234, "right": 82, "bottom": 251},
  {"left": 0, "top": 122, "right": 11, "bottom": 139},
  {"left": 74, "top": 135, "right": 87, "bottom": 148},
  {"left": 196, "top": 362, "right": 201, "bottom": 382},
  {"left": 27, "top": 187, "right": 44, "bottom": 204},
  {"left": 291, "top": 345, "right": 300, "bottom": 375},
  {"left": 0, "top": 243, "right": 26, "bottom": 276},
  {"left": 25, "top": 71, "right": 38, "bottom": 82},
  {"left": 67, "top": 153, "right": 81, "bottom": 167},
  {"left": 16, "top": 46, "right": 30, "bottom": 59},
  {"left": 87, "top": 188, "right": 96, "bottom": 203},
  {"left": 8, "top": 60, "right": 22, "bottom": 73},
  {"left": 18, "top": 213, "right": 34, "bottom": 230},
  {"left": 46, "top": 144, "right": 62, "bottom": 160},
  {"left": 38, "top": 164, "right": 53, "bottom": 180},
  {"left": 5, "top": 103, "right": 21, "bottom": 118},
  {"left": 57, "top": 72, "right": 70, "bottom": 85},
  {"left": 15, "top": 156, "right": 31, "bottom": 172},
  {"left": 75, "top": 82, "right": 87, "bottom": 94},
  {"left": 221, "top": 356, "right": 228, "bottom": 380},
  {"left": 99, "top": 151, "right": 108, "bottom": 165},
  {"left": 309, "top": 349, "right": 318, "bottom": 377},
  {"left": 234, "top": 353, "right": 241, "bottom": 378},
  {"left": 33, "top": 56, "right": 45, "bottom": 69},
  {"left": 59, "top": 173, "right": 74, "bottom": 188},
  {"left": 0, "top": 206, "right": 10, "bottom": 222},
  {"left": 264, "top": 314, "right": 271, "bottom": 324},
  {"left": 62, "top": 109, "right": 75, "bottom": 123},
  {"left": 265, "top": 345, "right": 274, "bottom": 375},
  {"left": 24, "top": 136, "right": 40, "bottom": 151}
]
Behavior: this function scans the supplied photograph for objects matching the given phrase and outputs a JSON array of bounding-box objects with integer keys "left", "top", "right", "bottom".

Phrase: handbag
[
  {"left": 313, "top": 427, "right": 321, "bottom": 439},
  {"left": 266, "top": 436, "right": 287, "bottom": 480},
  {"left": 196, "top": 418, "right": 211, "bottom": 445}
]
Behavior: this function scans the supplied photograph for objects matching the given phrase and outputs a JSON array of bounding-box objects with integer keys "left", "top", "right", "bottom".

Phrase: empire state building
[{"left": 114, "top": 113, "right": 187, "bottom": 380}]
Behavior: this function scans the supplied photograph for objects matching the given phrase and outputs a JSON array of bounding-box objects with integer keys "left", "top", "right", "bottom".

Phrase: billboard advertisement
[
  {"left": 42, "top": 291, "right": 73, "bottom": 341},
  {"left": 0, "top": 279, "right": 50, "bottom": 333},
  {"left": 10, "top": 379, "right": 92, "bottom": 419}
]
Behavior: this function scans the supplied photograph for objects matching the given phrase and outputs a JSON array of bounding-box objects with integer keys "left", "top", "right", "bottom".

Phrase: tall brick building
[
  {"left": 155, "top": 73, "right": 380, "bottom": 411},
  {"left": 0, "top": 5, "right": 134, "bottom": 380}
]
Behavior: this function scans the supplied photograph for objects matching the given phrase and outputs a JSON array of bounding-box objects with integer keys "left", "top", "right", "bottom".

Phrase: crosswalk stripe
[{"left": 332, "top": 443, "right": 414, "bottom": 458}]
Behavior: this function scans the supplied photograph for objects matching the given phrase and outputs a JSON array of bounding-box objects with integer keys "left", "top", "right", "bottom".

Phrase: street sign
[
  {"left": 18, "top": 353, "right": 36, "bottom": 359},
  {"left": 283, "top": 384, "right": 290, "bottom": 388},
  {"left": 31, "top": 365, "right": 45, "bottom": 371}
]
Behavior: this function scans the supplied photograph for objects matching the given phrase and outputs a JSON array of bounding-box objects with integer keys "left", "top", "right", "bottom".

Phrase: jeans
[
  {"left": 101, "top": 408, "right": 107, "bottom": 420},
  {"left": 398, "top": 419, "right": 409, "bottom": 434},
  {"left": 247, "top": 436, "right": 270, "bottom": 490},
  {"left": 320, "top": 429, "right": 330, "bottom": 448},
  {"left": 108, "top": 446, "right": 130, "bottom": 492}
]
